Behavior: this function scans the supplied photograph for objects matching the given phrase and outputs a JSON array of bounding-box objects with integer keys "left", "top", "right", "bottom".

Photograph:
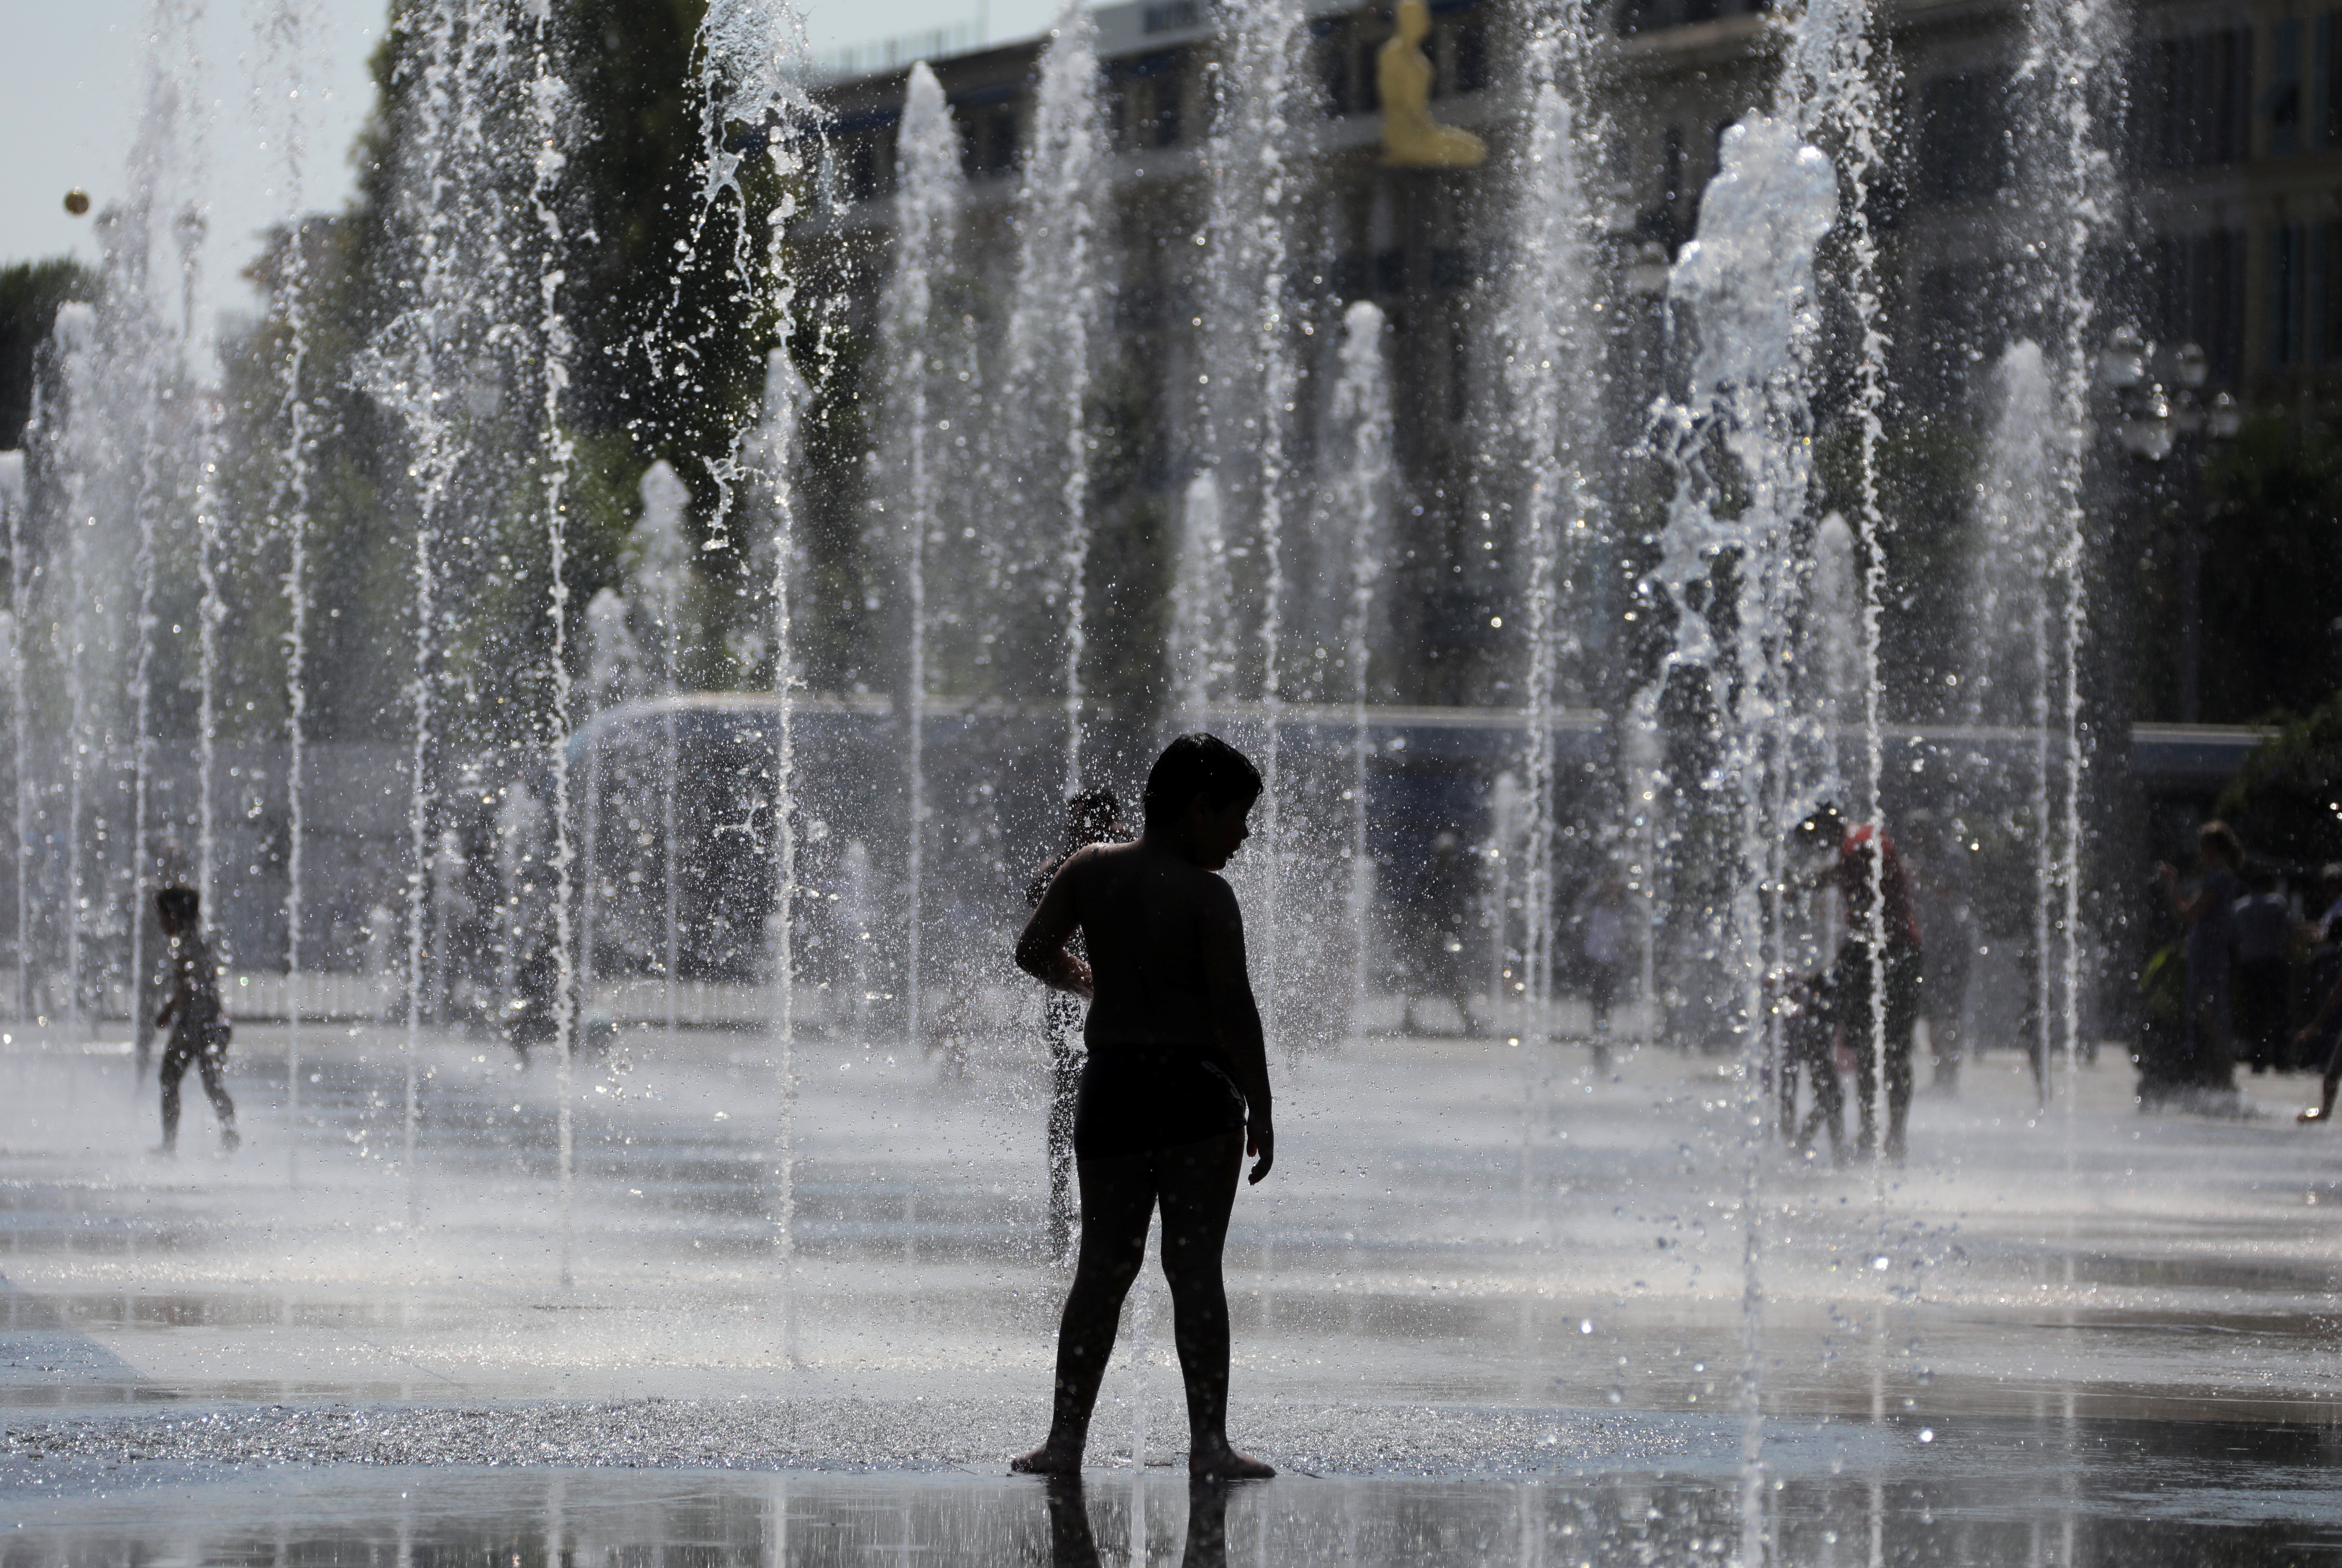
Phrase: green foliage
[
  {"left": 2213, "top": 687, "right": 2342, "bottom": 868},
  {"left": 2196, "top": 418, "right": 2342, "bottom": 724},
  {"left": 0, "top": 259, "right": 100, "bottom": 448}
]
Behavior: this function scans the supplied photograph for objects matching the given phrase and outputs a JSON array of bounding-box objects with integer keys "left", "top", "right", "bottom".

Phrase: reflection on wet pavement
[{"left": 1, "top": 1024, "right": 2339, "bottom": 1559}]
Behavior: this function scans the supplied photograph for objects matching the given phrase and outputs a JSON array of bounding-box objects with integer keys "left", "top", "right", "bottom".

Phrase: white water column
[{"left": 878, "top": 65, "right": 964, "bottom": 1059}]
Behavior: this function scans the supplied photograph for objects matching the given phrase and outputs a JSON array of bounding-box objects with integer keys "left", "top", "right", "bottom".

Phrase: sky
[{"left": 0, "top": 0, "right": 1048, "bottom": 335}]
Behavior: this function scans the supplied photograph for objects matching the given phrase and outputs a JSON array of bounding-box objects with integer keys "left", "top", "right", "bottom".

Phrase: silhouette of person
[
  {"left": 152, "top": 887, "right": 237, "bottom": 1156},
  {"left": 1041, "top": 1475, "right": 1233, "bottom": 1568},
  {"left": 2157, "top": 820, "right": 2242, "bottom": 1090},
  {"left": 1028, "top": 787, "right": 1126, "bottom": 1262},
  {"left": 1794, "top": 803, "right": 1922, "bottom": 1162},
  {"left": 1011, "top": 734, "right": 1276, "bottom": 1482}
]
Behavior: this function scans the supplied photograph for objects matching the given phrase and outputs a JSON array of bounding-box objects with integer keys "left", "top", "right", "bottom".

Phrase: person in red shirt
[{"left": 1796, "top": 803, "right": 1923, "bottom": 1162}]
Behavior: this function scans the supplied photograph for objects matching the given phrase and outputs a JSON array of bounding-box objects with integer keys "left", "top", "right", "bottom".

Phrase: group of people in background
[{"left": 2159, "top": 820, "right": 2342, "bottom": 1119}]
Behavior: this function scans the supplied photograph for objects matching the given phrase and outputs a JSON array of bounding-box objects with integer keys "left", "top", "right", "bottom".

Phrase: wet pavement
[{"left": 0, "top": 1018, "right": 2338, "bottom": 1562}]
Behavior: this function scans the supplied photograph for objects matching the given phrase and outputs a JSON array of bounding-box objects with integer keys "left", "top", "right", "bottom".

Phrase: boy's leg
[
  {"left": 157, "top": 1037, "right": 193, "bottom": 1152},
  {"left": 197, "top": 1045, "right": 237, "bottom": 1149},
  {"left": 1014, "top": 1148, "right": 1158, "bottom": 1472},
  {"left": 1153, "top": 1133, "right": 1242, "bottom": 1454},
  {"left": 1153, "top": 1130, "right": 1270, "bottom": 1478}
]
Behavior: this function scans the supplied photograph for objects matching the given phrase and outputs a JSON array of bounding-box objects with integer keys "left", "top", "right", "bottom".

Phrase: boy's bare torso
[{"left": 1049, "top": 840, "right": 1247, "bottom": 1049}]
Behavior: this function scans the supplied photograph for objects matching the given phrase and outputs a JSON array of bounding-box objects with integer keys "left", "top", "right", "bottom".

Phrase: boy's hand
[{"left": 1246, "top": 1120, "right": 1274, "bottom": 1184}]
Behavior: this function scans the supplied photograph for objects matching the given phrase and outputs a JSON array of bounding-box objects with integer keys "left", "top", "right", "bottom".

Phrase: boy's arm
[
  {"left": 1199, "top": 878, "right": 1274, "bottom": 1182},
  {"left": 1014, "top": 849, "right": 1095, "bottom": 999}
]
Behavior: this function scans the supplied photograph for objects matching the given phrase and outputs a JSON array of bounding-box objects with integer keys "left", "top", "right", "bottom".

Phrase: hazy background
[{"left": 0, "top": 0, "right": 1046, "bottom": 343}]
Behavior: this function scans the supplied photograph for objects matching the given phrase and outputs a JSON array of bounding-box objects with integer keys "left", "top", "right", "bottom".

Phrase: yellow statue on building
[{"left": 1378, "top": 0, "right": 1486, "bottom": 168}]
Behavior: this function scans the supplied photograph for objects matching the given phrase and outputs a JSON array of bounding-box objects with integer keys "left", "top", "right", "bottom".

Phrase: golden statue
[{"left": 1378, "top": 0, "right": 1486, "bottom": 168}]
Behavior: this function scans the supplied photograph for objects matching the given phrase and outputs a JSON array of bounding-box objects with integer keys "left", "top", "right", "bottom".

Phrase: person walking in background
[
  {"left": 1901, "top": 809, "right": 1974, "bottom": 1096},
  {"left": 1026, "top": 786, "right": 1125, "bottom": 1262},
  {"left": 1011, "top": 734, "right": 1275, "bottom": 1481},
  {"left": 1406, "top": 828, "right": 1478, "bottom": 1035},
  {"left": 152, "top": 887, "right": 237, "bottom": 1157},
  {"left": 2297, "top": 865, "right": 2342, "bottom": 1076},
  {"left": 1794, "top": 803, "right": 1922, "bottom": 1162},
  {"left": 2157, "top": 820, "right": 2243, "bottom": 1091},
  {"left": 2231, "top": 866, "right": 2293, "bottom": 1075},
  {"left": 1575, "top": 878, "right": 1628, "bottom": 1070}
]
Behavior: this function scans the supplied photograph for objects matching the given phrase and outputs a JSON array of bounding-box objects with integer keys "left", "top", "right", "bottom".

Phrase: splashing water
[
  {"left": 1327, "top": 303, "right": 1392, "bottom": 1042},
  {"left": 253, "top": 0, "right": 323, "bottom": 1183},
  {"left": 631, "top": 461, "right": 693, "bottom": 1041},
  {"left": 1001, "top": 0, "right": 1106, "bottom": 794},
  {"left": 1201, "top": 0, "right": 1303, "bottom": 1056},
  {"left": 1498, "top": 0, "right": 1607, "bottom": 1067},
  {"left": 518, "top": 0, "right": 581, "bottom": 1287},
  {"left": 0, "top": 452, "right": 23, "bottom": 1024},
  {"left": 2020, "top": 0, "right": 2120, "bottom": 1113},
  {"left": 1648, "top": 114, "right": 1841, "bottom": 1559},
  {"left": 878, "top": 64, "right": 963, "bottom": 1060},
  {"left": 1170, "top": 474, "right": 1235, "bottom": 730}
]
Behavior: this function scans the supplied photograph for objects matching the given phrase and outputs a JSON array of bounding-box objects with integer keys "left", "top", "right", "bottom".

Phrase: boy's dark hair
[
  {"left": 1144, "top": 734, "right": 1263, "bottom": 829},
  {"left": 156, "top": 886, "right": 199, "bottom": 927},
  {"left": 2200, "top": 820, "right": 2243, "bottom": 868}
]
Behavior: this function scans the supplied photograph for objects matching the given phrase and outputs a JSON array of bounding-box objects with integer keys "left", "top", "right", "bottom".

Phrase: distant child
[
  {"left": 1025, "top": 787, "right": 1125, "bottom": 1262},
  {"left": 1794, "top": 803, "right": 1922, "bottom": 1162},
  {"left": 152, "top": 887, "right": 238, "bottom": 1156},
  {"left": 2157, "top": 821, "right": 2242, "bottom": 1089}
]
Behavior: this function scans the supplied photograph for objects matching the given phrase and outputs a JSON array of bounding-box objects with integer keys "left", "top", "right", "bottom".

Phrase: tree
[
  {"left": 0, "top": 259, "right": 100, "bottom": 449},
  {"left": 2133, "top": 416, "right": 2342, "bottom": 725}
]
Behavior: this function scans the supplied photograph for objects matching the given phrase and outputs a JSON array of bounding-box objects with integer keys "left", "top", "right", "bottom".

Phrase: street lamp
[{"left": 2097, "top": 330, "right": 2240, "bottom": 723}]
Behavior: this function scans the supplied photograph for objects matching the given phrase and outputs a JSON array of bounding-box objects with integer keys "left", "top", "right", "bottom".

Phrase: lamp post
[{"left": 2096, "top": 327, "right": 2242, "bottom": 723}]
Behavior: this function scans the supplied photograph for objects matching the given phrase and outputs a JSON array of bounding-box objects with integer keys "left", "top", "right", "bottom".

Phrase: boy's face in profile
[{"left": 1185, "top": 794, "right": 1254, "bottom": 872}]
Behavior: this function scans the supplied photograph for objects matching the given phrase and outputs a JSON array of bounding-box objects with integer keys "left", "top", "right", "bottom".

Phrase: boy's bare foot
[
  {"left": 1188, "top": 1447, "right": 1275, "bottom": 1480},
  {"left": 1010, "top": 1444, "right": 1083, "bottom": 1476}
]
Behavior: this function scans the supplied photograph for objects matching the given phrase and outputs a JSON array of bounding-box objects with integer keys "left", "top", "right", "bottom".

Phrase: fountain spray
[
  {"left": 371, "top": 0, "right": 469, "bottom": 1216},
  {"left": 1328, "top": 303, "right": 1391, "bottom": 1042},
  {"left": 1170, "top": 475, "right": 1234, "bottom": 728},
  {"left": 518, "top": 0, "right": 580, "bottom": 1289},
  {"left": 0, "top": 453, "right": 26, "bottom": 1024},
  {"left": 631, "top": 462, "right": 691, "bottom": 1042},
  {"left": 1201, "top": 0, "right": 1303, "bottom": 1056},
  {"left": 680, "top": 0, "right": 816, "bottom": 1292},
  {"left": 1647, "top": 118, "right": 1841, "bottom": 1563},
  {"left": 757, "top": 349, "right": 808, "bottom": 1298},
  {"left": 1003, "top": 0, "right": 1105, "bottom": 792},
  {"left": 1501, "top": 0, "right": 1608, "bottom": 1077},
  {"left": 880, "top": 64, "right": 962, "bottom": 1061},
  {"left": 2022, "top": 0, "right": 2121, "bottom": 1115},
  {"left": 254, "top": 0, "right": 320, "bottom": 1180}
]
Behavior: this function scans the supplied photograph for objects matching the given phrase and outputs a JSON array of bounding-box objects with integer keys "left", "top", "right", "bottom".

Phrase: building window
[
  {"left": 1615, "top": 0, "right": 1766, "bottom": 40},
  {"left": 2321, "top": 14, "right": 2339, "bottom": 147},
  {"left": 1449, "top": 17, "right": 1488, "bottom": 94},
  {"left": 2268, "top": 18, "right": 2304, "bottom": 156},
  {"left": 1911, "top": 71, "right": 2012, "bottom": 203},
  {"left": 1109, "top": 52, "right": 1183, "bottom": 150},
  {"left": 1314, "top": 17, "right": 1354, "bottom": 117},
  {"left": 958, "top": 105, "right": 1020, "bottom": 177},
  {"left": 2152, "top": 230, "right": 2246, "bottom": 382},
  {"left": 2143, "top": 28, "right": 2251, "bottom": 168},
  {"left": 2269, "top": 223, "right": 2332, "bottom": 368}
]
